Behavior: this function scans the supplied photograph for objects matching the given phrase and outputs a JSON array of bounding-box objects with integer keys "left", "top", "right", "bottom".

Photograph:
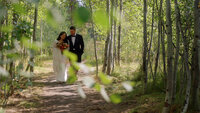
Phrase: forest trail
[{"left": 5, "top": 60, "right": 135, "bottom": 113}]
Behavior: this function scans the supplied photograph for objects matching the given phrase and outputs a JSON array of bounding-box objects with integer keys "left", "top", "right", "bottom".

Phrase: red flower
[{"left": 60, "top": 43, "right": 69, "bottom": 53}]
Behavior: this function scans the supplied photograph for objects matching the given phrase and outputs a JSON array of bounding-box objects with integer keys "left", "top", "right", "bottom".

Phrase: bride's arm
[
  {"left": 53, "top": 40, "right": 58, "bottom": 48},
  {"left": 53, "top": 40, "right": 61, "bottom": 49}
]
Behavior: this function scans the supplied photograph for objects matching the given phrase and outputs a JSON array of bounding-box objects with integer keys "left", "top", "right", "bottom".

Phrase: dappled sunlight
[{"left": 0, "top": 0, "right": 199, "bottom": 113}]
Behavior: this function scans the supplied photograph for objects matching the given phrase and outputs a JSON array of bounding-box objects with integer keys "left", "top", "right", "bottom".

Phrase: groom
[{"left": 65, "top": 26, "right": 84, "bottom": 63}]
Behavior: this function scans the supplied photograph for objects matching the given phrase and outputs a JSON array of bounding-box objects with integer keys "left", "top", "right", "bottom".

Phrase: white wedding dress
[{"left": 53, "top": 40, "right": 68, "bottom": 82}]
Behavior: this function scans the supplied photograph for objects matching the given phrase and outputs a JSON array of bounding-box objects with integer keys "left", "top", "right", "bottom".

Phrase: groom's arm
[
  {"left": 80, "top": 35, "right": 84, "bottom": 53},
  {"left": 64, "top": 36, "right": 69, "bottom": 44}
]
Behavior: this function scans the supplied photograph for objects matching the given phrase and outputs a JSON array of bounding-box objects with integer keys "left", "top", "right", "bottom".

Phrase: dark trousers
[{"left": 76, "top": 53, "right": 82, "bottom": 63}]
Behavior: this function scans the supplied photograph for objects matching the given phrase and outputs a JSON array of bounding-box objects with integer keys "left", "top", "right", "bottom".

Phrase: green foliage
[
  {"left": 110, "top": 94, "right": 122, "bottom": 104},
  {"left": 99, "top": 72, "right": 112, "bottom": 85},
  {"left": 93, "top": 10, "right": 109, "bottom": 31},
  {"left": 63, "top": 50, "right": 80, "bottom": 84},
  {"left": 63, "top": 50, "right": 78, "bottom": 62},
  {"left": 93, "top": 83, "right": 101, "bottom": 92},
  {"left": 0, "top": 0, "right": 197, "bottom": 111},
  {"left": 46, "top": 9, "right": 58, "bottom": 28},
  {"left": 6, "top": 53, "right": 20, "bottom": 60},
  {"left": 1, "top": 25, "right": 13, "bottom": 33},
  {"left": 14, "top": 21, "right": 32, "bottom": 40},
  {"left": 0, "top": 3, "right": 6, "bottom": 21},
  {"left": 67, "top": 66, "right": 78, "bottom": 84},
  {"left": 73, "top": 7, "right": 91, "bottom": 26},
  {"left": 12, "top": 3, "right": 27, "bottom": 15},
  {"left": 21, "top": 37, "right": 40, "bottom": 51}
]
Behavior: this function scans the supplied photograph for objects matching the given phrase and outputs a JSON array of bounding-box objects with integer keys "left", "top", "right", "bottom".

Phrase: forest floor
[
  {"left": 4, "top": 60, "right": 139, "bottom": 113},
  {"left": 4, "top": 60, "right": 199, "bottom": 113}
]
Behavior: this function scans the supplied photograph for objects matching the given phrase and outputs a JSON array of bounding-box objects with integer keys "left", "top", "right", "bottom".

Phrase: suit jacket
[{"left": 64, "top": 34, "right": 84, "bottom": 55}]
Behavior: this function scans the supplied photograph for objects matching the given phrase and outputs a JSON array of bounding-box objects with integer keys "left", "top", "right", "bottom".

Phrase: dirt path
[{"left": 5, "top": 61, "right": 135, "bottom": 113}]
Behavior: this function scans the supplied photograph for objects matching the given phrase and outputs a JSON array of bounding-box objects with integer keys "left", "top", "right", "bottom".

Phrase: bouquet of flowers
[{"left": 56, "top": 42, "right": 69, "bottom": 53}]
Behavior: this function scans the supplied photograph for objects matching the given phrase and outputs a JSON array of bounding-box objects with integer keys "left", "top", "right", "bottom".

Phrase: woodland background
[{"left": 0, "top": 0, "right": 200, "bottom": 113}]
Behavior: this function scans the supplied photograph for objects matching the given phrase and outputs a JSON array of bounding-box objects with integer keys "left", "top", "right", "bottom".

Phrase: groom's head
[{"left": 70, "top": 26, "right": 76, "bottom": 36}]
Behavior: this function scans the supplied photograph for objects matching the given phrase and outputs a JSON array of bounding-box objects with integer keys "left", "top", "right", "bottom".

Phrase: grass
[
  {"left": 18, "top": 100, "right": 40, "bottom": 109},
  {"left": 121, "top": 88, "right": 165, "bottom": 113},
  {"left": 110, "top": 62, "right": 140, "bottom": 82},
  {"left": 35, "top": 54, "right": 52, "bottom": 67},
  {"left": 98, "top": 62, "right": 167, "bottom": 113},
  {"left": 34, "top": 60, "right": 53, "bottom": 74},
  {"left": 30, "top": 58, "right": 200, "bottom": 113}
]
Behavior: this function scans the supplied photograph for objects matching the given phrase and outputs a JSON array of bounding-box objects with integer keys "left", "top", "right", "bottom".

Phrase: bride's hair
[{"left": 57, "top": 31, "right": 67, "bottom": 40}]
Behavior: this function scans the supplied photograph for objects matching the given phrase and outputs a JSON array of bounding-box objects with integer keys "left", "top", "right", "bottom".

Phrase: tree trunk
[
  {"left": 161, "top": 21, "right": 167, "bottom": 82},
  {"left": 180, "top": 22, "right": 192, "bottom": 113},
  {"left": 107, "top": 0, "right": 114, "bottom": 75},
  {"left": 162, "top": 0, "right": 174, "bottom": 112},
  {"left": 102, "top": 37, "right": 109, "bottom": 73},
  {"left": 153, "top": 0, "right": 161, "bottom": 83},
  {"left": 9, "top": 8, "right": 18, "bottom": 79},
  {"left": 117, "top": 0, "right": 122, "bottom": 66},
  {"left": 70, "top": 0, "right": 74, "bottom": 25},
  {"left": 154, "top": 31, "right": 160, "bottom": 83},
  {"left": 112, "top": 0, "right": 118, "bottom": 72},
  {"left": 2, "top": 5, "right": 8, "bottom": 68},
  {"left": 40, "top": 21, "right": 43, "bottom": 56},
  {"left": 8, "top": 6, "right": 19, "bottom": 96},
  {"left": 172, "top": 0, "right": 181, "bottom": 103},
  {"left": 0, "top": 0, "right": 6, "bottom": 67},
  {"left": 102, "top": 0, "right": 110, "bottom": 73},
  {"left": 191, "top": 0, "right": 200, "bottom": 111},
  {"left": 147, "top": 0, "right": 155, "bottom": 78},
  {"left": 197, "top": 0, "right": 200, "bottom": 110},
  {"left": 176, "top": 4, "right": 192, "bottom": 113},
  {"left": 179, "top": 57, "right": 185, "bottom": 95},
  {"left": 89, "top": 0, "right": 98, "bottom": 77},
  {"left": 142, "top": 0, "right": 148, "bottom": 93},
  {"left": 30, "top": 3, "right": 38, "bottom": 72},
  {"left": 0, "top": 15, "right": 5, "bottom": 51}
]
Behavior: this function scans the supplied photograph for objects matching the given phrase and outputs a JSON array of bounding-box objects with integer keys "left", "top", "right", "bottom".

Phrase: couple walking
[{"left": 52, "top": 26, "right": 84, "bottom": 82}]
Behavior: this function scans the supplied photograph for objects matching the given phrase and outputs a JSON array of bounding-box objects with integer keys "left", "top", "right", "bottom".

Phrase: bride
[{"left": 53, "top": 31, "right": 69, "bottom": 83}]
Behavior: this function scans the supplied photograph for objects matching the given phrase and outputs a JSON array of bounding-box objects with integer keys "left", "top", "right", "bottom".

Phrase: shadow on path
[{"left": 6, "top": 70, "right": 136, "bottom": 113}]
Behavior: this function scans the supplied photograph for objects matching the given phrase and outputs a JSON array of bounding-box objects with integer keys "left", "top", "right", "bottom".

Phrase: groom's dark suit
[{"left": 64, "top": 34, "right": 84, "bottom": 62}]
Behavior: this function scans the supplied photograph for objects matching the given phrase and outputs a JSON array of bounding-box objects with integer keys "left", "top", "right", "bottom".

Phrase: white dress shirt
[{"left": 72, "top": 34, "right": 76, "bottom": 46}]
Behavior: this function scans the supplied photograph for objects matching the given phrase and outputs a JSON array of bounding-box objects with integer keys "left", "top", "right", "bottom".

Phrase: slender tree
[
  {"left": 112, "top": 0, "right": 118, "bottom": 72},
  {"left": 162, "top": 0, "right": 174, "bottom": 112},
  {"left": 0, "top": 0, "right": 7, "bottom": 67},
  {"left": 178, "top": 8, "right": 192, "bottom": 113},
  {"left": 153, "top": 0, "right": 160, "bottom": 82},
  {"left": 172, "top": 0, "right": 181, "bottom": 102},
  {"left": 30, "top": 2, "right": 38, "bottom": 72},
  {"left": 40, "top": 20, "right": 43, "bottom": 55},
  {"left": 142, "top": 0, "right": 148, "bottom": 92},
  {"left": 191, "top": 0, "right": 200, "bottom": 111},
  {"left": 0, "top": 0, "right": 6, "bottom": 51},
  {"left": 107, "top": 0, "right": 114, "bottom": 75},
  {"left": 147, "top": 0, "right": 155, "bottom": 78},
  {"left": 117, "top": 0, "right": 122, "bottom": 66},
  {"left": 161, "top": 19, "right": 167, "bottom": 81},
  {"left": 9, "top": 10, "right": 19, "bottom": 79},
  {"left": 102, "top": 0, "right": 110, "bottom": 73},
  {"left": 89, "top": 0, "right": 98, "bottom": 77},
  {"left": 70, "top": 0, "right": 74, "bottom": 25}
]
